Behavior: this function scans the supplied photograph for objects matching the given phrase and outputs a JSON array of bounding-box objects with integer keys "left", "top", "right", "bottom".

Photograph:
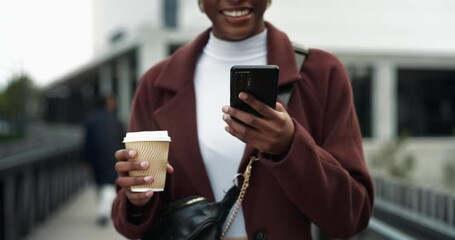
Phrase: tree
[{"left": 0, "top": 73, "right": 41, "bottom": 138}]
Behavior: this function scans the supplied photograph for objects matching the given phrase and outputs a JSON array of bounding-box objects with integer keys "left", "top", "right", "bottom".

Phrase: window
[
  {"left": 347, "top": 65, "right": 373, "bottom": 137},
  {"left": 167, "top": 43, "right": 185, "bottom": 55},
  {"left": 398, "top": 69, "right": 455, "bottom": 137},
  {"left": 163, "top": 0, "right": 178, "bottom": 29}
]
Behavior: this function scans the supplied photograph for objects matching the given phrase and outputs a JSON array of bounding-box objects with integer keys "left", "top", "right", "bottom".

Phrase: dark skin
[{"left": 115, "top": 0, "right": 294, "bottom": 207}]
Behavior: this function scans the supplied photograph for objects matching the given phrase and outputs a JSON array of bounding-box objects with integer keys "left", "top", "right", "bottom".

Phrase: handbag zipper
[{"left": 172, "top": 196, "right": 206, "bottom": 210}]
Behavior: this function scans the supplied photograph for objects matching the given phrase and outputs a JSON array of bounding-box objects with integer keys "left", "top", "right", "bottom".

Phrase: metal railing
[
  {"left": 369, "top": 175, "right": 455, "bottom": 239},
  {"left": 0, "top": 125, "right": 89, "bottom": 240}
]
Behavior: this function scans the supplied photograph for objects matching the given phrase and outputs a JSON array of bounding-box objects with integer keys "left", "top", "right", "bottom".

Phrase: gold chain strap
[{"left": 220, "top": 155, "right": 258, "bottom": 239}]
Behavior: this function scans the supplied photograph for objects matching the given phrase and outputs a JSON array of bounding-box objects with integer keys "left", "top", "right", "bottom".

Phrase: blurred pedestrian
[{"left": 84, "top": 95, "right": 125, "bottom": 227}]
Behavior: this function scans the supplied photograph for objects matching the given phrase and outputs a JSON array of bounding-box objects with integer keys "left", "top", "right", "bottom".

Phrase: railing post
[
  {"left": 4, "top": 173, "right": 17, "bottom": 240},
  {"left": 449, "top": 197, "right": 455, "bottom": 227},
  {"left": 20, "top": 167, "right": 35, "bottom": 236}
]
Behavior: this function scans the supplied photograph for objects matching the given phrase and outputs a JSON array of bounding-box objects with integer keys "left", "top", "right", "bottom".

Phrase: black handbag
[
  {"left": 142, "top": 186, "right": 240, "bottom": 240},
  {"left": 142, "top": 156, "right": 257, "bottom": 240}
]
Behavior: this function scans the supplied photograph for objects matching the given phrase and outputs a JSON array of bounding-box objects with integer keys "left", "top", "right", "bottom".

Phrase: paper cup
[{"left": 123, "top": 131, "right": 171, "bottom": 192}]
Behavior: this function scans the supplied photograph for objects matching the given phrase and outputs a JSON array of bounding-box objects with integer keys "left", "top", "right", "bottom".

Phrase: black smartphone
[{"left": 230, "top": 65, "right": 279, "bottom": 118}]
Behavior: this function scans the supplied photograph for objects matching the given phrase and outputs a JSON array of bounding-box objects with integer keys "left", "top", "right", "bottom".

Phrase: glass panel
[
  {"left": 167, "top": 43, "right": 185, "bottom": 55},
  {"left": 164, "top": 0, "right": 178, "bottom": 29},
  {"left": 347, "top": 65, "right": 373, "bottom": 138},
  {"left": 398, "top": 69, "right": 455, "bottom": 137}
]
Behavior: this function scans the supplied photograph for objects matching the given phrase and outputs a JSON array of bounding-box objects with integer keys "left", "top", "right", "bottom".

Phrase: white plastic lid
[{"left": 123, "top": 131, "right": 171, "bottom": 142}]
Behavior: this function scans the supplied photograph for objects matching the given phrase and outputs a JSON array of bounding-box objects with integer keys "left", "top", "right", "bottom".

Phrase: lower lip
[{"left": 224, "top": 14, "right": 251, "bottom": 25}]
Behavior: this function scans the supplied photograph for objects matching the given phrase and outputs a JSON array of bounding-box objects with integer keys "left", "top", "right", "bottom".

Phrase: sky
[{"left": 0, "top": 0, "right": 93, "bottom": 89}]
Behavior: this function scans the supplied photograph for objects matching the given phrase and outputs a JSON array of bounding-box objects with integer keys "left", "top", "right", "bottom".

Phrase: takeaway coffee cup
[{"left": 123, "top": 131, "right": 171, "bottom": 192}]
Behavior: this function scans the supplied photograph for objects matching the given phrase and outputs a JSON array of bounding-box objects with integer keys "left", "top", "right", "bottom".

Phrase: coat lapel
[{"left": 153, "top": 31, "right": 215, "bottom": 199}]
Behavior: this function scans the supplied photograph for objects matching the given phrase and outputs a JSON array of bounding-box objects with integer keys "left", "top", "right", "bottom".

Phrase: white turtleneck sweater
[{"left": 194, "top": 30, "right": 267, "bottom": 238}]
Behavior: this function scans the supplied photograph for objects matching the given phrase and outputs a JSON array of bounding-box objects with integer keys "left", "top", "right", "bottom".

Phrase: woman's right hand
[{"left": 114, "top": 149, "right": 174, "bottom": 207}]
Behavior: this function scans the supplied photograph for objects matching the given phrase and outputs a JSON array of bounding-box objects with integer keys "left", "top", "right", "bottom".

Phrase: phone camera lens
[{"left": 236, "top": 71, "right": 251, "bottom": 89}]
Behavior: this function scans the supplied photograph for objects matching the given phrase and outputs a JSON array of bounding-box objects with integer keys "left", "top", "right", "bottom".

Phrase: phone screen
[{"left": 230, "top": 65, "right": 279, "bottom": 118}]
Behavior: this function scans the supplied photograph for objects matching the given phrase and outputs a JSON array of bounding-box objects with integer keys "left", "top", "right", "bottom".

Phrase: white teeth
[{"left": 223, "top": 9, "right": 250, "bottom": 17}]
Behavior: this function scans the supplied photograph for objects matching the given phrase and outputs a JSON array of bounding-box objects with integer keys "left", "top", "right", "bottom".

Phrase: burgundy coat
[{"left": 112, "top": 23, "right": 374, "bottom": 240}]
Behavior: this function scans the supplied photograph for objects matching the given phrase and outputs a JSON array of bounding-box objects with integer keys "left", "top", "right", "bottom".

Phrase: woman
[{"left": 112, "top": 0, "right": 374, "bottom": 239}]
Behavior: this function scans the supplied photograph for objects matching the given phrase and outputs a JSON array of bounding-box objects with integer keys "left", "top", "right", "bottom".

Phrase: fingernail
[
  {"left": 144, "top": 176, "right": 153, "bottom": 182},
  {"left": 222, "top": 114, "right": 228, "bottom": 121},
  {"left": 128, "top": 150, "right": 136, "bottom": 157},
  {"left": 239, "top": 92, "right": 247, "bottom": 100},
  {"left": 145, "top": 191, "right": 153, "bottom": 197},
  {"left": 222, "top": 106, "right": 229, "bottom": 113},
  {"left": 140, "top": 161, "right": 149, "bottom": 168},
  {"left": 225, "top": 126, "right": 231, "bottom": 133}
]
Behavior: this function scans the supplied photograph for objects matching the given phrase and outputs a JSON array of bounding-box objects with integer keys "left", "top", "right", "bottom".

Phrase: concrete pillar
[
  {"left": 372, "top": 60, "right": 397, "bottom": 140},
  {"left": 99, "top": 64, "right": 113, "bottom": 97},
  {"left": 137, "top": 34, "right": 166, "bottom": 81},
  {"left": 116, "top": 56, "right": 132, "bottom": 124}
]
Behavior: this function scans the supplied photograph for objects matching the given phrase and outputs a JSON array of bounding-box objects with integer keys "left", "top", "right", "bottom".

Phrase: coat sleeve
[
  {"left": 111, "top": 188, "right": 162, "bottom": 239},
  {"left": 261, "top": 51, "right": 374, "bottom": 238}
]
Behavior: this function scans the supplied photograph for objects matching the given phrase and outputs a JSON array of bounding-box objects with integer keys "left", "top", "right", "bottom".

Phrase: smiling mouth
[{"left": 221, "top": 9, "right": 252, "bottom": 17}]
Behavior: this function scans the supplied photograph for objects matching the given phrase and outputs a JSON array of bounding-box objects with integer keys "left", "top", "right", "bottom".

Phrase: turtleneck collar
[{"left": 203, "top": 29, "right": 268, "bottom": 62}]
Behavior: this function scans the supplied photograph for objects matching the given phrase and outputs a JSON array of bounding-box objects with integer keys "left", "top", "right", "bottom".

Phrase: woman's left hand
[{"left": 222, "top": 92, "right": 295, "bottom": 156}]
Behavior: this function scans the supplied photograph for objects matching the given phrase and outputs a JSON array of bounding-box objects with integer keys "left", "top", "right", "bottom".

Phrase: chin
[{"left": 222, "top": 27, "right": 258, "bottom": 41}]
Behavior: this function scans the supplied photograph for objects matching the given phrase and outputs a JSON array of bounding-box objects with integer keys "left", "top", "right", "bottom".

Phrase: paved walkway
[{"left": 25, "top": 185, "right": 127, "bottom": 240}]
